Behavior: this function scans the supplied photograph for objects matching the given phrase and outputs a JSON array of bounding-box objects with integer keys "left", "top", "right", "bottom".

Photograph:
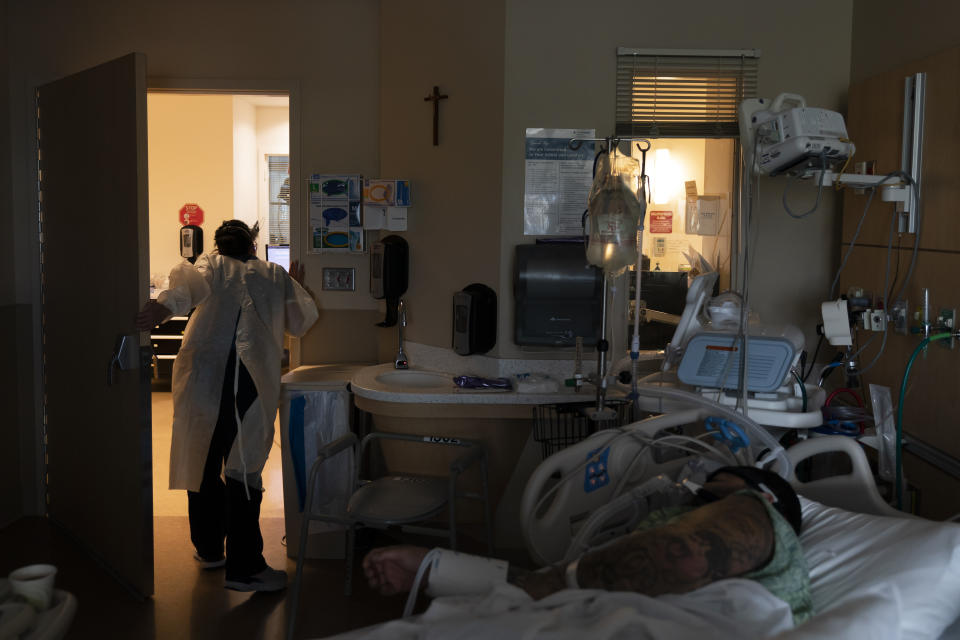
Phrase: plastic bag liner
[
  {"left": 869, "top": 384, "right": 897, "bottom": 483},
  {"left": 287, "top": 389, "right": 352, "bottom": 534},
  {"left": 585, "top": 151, "right": 646, "bottom": 275}
]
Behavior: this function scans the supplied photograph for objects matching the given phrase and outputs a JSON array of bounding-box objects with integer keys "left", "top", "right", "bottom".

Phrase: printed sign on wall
[
  {"left": 649, "top": 210, "right": 673, "bottom": 234},
  {"left": 179, "top": 203, "right": 204, "bottom": 226}
]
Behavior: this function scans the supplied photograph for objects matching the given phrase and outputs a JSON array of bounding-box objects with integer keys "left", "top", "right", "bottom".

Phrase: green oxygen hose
[{"left": 895, "top": 332, "right": 954, "bottom": 509}]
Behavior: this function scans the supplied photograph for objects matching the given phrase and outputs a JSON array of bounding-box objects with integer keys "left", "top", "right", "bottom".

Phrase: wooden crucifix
[{"left": 423, "top": 85, "right": 449, "bottom": 146}]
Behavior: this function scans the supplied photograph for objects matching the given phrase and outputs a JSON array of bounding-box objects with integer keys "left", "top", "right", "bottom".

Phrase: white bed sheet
[
  {"left": 798, "top": 497, "right": 960, "bottom": 640},
  {"left": 327, "top": 580, "right": 796, "bottom": 640},
  {"left": 321, "top": 498, "right": 960, "bottom": 640}
]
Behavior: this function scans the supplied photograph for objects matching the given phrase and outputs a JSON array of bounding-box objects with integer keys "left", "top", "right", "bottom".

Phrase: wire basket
[{"left": 532, "top": 400, "right": 634, "bottom": 458}]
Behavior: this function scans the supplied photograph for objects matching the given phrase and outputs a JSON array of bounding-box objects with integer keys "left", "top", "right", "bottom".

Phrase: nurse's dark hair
[
  {"left": 214, "top": 220, "right": 258, "bottom": 258},
  {"left": 707, "top": 466, "right": 803, "bottom": 535}
]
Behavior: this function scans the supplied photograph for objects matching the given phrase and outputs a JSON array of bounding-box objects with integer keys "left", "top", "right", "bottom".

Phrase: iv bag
[{"left": 585, "top": 151, "right": 646, "bottom": 275}]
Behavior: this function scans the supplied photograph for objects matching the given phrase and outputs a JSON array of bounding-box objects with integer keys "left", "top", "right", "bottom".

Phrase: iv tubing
[
  {"left": 630, "top": 227, "right": 645, "bottom": 410},
  {"left": 895, "top": 332, "right": 953, "bottom": 509},
  {"left": 596, "top": 272, "right": 610, "bottom": 414},
  {"left": 630, "top": 141, "right": 649, "bottom": 412},
  {"left": 403, "top": 548, "right": 442, "bottom": 617},
  {"left": 631, "top": 382, "right": 788, "bottom": 472},
  {"left": 738, "top": 141, "right": 755, "bottom": 416}
]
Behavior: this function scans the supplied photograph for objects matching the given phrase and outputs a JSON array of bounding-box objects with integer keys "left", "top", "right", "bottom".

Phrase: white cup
[{"left": 8, "top": 564, "right": 57, "bottom": 611}]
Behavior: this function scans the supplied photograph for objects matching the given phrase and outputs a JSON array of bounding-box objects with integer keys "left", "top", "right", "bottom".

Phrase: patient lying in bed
[{"left": 363, "top": 466, "right": 813, "bottom": 625}]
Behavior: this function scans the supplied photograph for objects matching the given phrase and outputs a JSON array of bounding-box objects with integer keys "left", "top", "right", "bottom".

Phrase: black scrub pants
[{"left": 187, "top": 345, "right": 268, "bottom": 580}]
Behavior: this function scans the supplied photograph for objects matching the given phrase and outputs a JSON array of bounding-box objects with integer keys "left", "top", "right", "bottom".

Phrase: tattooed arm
[{"left": 512, "top": 493, "right": 775, "bottom": 599}]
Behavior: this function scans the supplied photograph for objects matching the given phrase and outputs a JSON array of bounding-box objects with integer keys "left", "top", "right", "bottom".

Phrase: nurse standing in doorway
[{"left": 137, "top": 220, "right": 318, "bottom": 591}]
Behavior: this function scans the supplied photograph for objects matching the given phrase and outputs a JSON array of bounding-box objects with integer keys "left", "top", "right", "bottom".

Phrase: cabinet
[{"left": 151, "top": 316, "right": 189, "bottom": 381}]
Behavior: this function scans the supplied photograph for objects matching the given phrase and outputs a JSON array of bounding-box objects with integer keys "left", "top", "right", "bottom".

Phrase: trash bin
[{"left": 279, "top": 363, "right": 370, "bottom": 560}]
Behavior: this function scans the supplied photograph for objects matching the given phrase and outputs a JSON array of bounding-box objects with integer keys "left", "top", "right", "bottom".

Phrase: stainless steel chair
[{"left": 287, "top": 430, "right": 492, "bottom": 640}]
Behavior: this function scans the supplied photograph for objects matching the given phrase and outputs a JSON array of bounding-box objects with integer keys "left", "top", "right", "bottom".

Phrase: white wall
[
  {"left": 148, "top": 94, "right": 234, "bottom": 280},
  {"left": 500, "top": 0, "right": 854, "bottom": 357},
  {"left": 255, "top": 105, "right": 289, "bottom": 255},
  {"left": 232, "top": 97, "right": 258, "bottom": 233},
  {"left": 641, "top": 139, "right": 707, "bottom": 273},
  {"left": 378, "top": 1, "right": 506, "bottom": 359}
]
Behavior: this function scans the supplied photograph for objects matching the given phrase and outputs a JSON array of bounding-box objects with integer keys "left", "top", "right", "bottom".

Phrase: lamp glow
[{"left": 653, "top": 148, "right": 675, "bottom": 205}]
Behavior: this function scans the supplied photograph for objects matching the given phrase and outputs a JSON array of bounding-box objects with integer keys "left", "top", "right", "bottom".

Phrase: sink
[{"left": 374, "top": 370, "right": 454, "bottom": 389}]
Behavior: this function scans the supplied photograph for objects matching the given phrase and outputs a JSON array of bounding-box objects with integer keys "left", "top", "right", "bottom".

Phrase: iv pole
[{"left": 570, "top": 135, "right": 651, "bottom": 421}]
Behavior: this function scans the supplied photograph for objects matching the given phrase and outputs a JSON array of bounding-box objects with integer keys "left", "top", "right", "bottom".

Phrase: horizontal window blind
[
  {"left": 267, "top": 155, "right": 290, "bottom": 245},
  {"left": 616, "top": 48, "right": 759, "bottom": 138}
]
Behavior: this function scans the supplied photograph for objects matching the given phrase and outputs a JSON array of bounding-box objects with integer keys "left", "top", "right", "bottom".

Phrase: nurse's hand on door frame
[
  {"left": 289, "top": 260, "right": 305, "bottom": 287},
  {"left": 135, "top": 299, "right": 173, "bottom": 330}
]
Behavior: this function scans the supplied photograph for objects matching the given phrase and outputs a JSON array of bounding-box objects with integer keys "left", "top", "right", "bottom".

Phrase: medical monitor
[{"left": 266, "top": 244, "right": 290, "bottom": 272}]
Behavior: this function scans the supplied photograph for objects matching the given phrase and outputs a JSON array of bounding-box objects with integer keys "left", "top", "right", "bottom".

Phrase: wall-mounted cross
[{"left": 423, "top": 85, "right": 449, "bottom": 146}]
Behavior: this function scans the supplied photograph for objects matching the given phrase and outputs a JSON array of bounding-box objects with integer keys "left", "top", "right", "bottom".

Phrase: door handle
[{"left": 108, "top": 333, "right": 140, "bottom": 386}]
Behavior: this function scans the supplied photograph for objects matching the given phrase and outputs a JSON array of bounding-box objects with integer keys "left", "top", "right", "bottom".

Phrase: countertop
[
  {"left": 349, "top": 362, "right": 623, "bottom": 405},
  {"left": 281, "top": 363, "right": 374, "bottom": 391}
]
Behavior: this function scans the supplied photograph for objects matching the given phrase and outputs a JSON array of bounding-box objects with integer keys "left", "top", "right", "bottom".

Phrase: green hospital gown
[{"left": 632, "top": 489, "right": 814, "bottom": 624}]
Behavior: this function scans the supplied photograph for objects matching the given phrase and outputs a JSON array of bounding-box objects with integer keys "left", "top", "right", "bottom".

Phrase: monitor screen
[{"left": 266, "top": 245, "right": 290, "bottom": 272}]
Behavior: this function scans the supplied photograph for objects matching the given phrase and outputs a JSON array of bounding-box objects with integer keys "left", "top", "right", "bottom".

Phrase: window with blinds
[
  {"left": 616, "top": 48, "right": 759, "bottom": 138},
  {"left": 267, "top": 155, "right": 290, "bottom": 245}
]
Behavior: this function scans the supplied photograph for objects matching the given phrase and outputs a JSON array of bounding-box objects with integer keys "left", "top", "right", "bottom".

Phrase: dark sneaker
[
  {"left": 224, "top": 566, "right": 287, "bottom": 592},
  {"left": 194, "top": 553, "right": 226, "bottom": 569}
]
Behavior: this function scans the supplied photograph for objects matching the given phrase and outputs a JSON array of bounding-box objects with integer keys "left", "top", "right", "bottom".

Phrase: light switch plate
[{"left": 322, "top": 267, "right": 356, "bottom": 291}]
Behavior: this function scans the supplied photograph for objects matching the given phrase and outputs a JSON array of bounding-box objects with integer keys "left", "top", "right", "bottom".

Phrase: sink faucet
[{"left": 395, "top": 299, "right": 409, "bottom": 369}]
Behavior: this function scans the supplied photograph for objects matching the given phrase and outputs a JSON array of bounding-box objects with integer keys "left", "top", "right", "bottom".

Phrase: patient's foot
[{"left": 363, "top": 545, "right": 429, "bottom": 596}]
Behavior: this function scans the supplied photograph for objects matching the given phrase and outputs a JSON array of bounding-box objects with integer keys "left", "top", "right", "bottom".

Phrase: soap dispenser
[
  {"left": 452, "top": 283, "right": 497, "bottom": 355},
  {"left": 370, "top": 235, "right": 409, "bottom": 326}
]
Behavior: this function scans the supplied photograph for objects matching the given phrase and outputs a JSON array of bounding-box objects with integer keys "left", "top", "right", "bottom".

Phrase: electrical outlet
[{"left": 321, "top": 267, "right": 356, "bottom": 291}]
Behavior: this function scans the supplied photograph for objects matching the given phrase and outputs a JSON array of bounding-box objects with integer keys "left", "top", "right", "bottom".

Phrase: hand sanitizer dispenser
[
  {"left": 453, "top": 283, "right": 497, "bottom": 355},
  {"left": 180, "top": 225, "right": 203, "bottom": 264},
  {"left": 370, "top": 235, "right": 409, "bottom": 327}
]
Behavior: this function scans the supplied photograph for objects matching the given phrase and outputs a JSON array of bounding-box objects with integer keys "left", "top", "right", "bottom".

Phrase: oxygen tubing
[
  {"left": 632, "top": 381, "right": 790, "bottom": 475},
  {"left": 895, "top": 332, "right": 954, "bottom": 509}
]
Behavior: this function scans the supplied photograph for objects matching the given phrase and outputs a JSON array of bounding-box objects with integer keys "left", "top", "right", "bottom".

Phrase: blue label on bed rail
[{"left": 584, "top": 446, "right": 611, "bottom": 493}]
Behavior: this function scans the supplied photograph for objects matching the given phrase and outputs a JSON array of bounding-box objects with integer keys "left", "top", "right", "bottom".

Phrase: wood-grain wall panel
[
  {"left": 841, "top": 45, "right": 960, "bottom": 508},
  {"left": 903, "top": 451, "right": 960, "bottom": 520},
  {"left": 843, "top": 47, "right": 960, "bottom": 252}
]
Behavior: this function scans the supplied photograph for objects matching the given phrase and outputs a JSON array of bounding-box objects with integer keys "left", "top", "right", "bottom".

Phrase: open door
[{"left": 38, "top": 53, "right": 153, "bottom": 598}]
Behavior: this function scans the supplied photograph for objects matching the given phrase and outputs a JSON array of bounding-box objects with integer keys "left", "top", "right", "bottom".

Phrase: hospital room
[{"left": 2, "top": 0, "right": 960, "bottom": 638}]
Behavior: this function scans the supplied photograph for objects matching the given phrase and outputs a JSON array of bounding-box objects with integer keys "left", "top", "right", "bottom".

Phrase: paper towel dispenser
[{"left": 514, "top": 243, "right": 603, "bottom": 347}]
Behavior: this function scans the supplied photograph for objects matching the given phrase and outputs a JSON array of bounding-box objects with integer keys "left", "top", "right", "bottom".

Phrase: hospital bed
[{"left": 321, "top": 411, "right": 960, "bottom": 640}]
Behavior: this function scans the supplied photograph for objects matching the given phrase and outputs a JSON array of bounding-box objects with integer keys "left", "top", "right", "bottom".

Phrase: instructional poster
[
  {"left": 524, "top": 128, "right": 595, "bottom": 235},
  {"left": 309, "top": 174, "right": 363, "bottom": 253}
]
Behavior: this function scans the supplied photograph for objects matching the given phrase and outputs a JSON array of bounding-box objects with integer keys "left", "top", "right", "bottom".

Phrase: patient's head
[
  {"left": 215, "top": 219, "right": 258, "bottom": 258},
  {"left": 703, "top": 466, "right": 803, "bottom": 535}
]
